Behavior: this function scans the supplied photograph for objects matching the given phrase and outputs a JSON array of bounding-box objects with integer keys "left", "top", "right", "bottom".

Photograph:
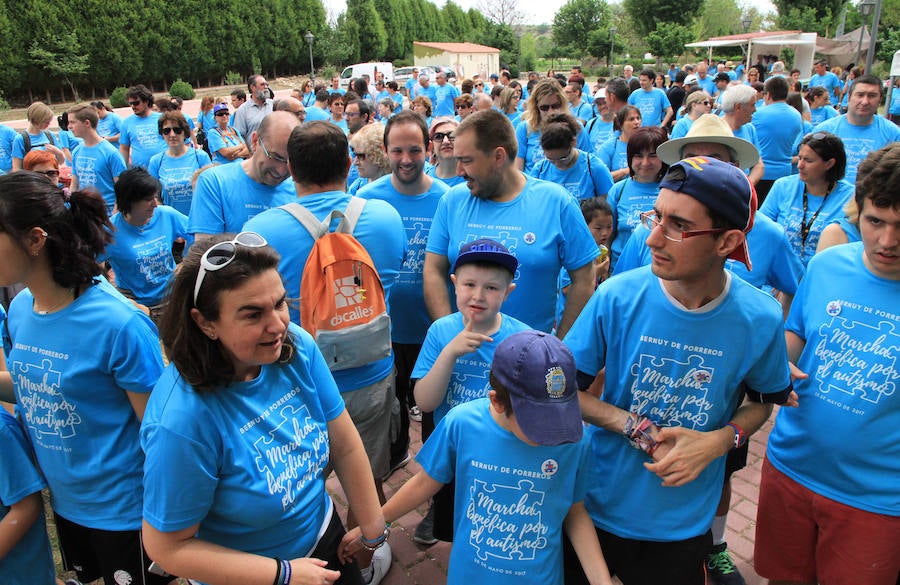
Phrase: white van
[{"left": 339, "top": 62, "right": 394, "bottom": 89}]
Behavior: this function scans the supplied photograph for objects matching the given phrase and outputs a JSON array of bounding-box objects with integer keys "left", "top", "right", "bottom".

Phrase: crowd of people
[{"left": 0, "top": 55, "right": 898, "bottom": 585}]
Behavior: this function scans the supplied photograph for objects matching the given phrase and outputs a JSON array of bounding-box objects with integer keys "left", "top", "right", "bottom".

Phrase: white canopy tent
[{"left": 686, "top": 31, "right": 819, "bottom": 78}]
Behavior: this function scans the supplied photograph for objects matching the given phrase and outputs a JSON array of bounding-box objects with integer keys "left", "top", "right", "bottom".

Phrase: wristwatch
[{"left": 726, "top": 422, "right": 746, "bottom": 449}]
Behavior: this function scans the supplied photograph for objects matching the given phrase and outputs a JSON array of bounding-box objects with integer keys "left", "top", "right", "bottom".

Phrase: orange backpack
[{"left": 281, "top": 198, "right": 392, "bottom": 371}]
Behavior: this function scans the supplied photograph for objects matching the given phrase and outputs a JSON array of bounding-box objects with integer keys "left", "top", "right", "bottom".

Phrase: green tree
[
  {"left": 552, "top": 0, "right": 610, "bottom": 61},
  {"left": 693, "top": 0, "right": 743, "bottom": 39},
  {"left": 375, "top": 0, "right": 411, "bottom": 61},
  {"left": 623, "top": 0, "right": 703, "bottom": 38},
  {"left": 442, "top": 2, "right": 471, "bottom": 41},
  {"left": 324, "top": 13, "right": 360, "bottom": 67},
  {"left": 28, "top": 31, "right": 90, "bottom": 100},
  {"left": 348, "top": 0, "right": 387, "bottom": 61},
  {"left": 646, "top": 22, "right": 694, "bottom": 61},
  {"left": 777, "top": 5, "right": 830, "bottom": 36}
]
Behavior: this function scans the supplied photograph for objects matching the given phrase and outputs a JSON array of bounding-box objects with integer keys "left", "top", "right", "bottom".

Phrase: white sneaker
[{"left": 366, "top": 541, "right": 392, "bottom": 585}]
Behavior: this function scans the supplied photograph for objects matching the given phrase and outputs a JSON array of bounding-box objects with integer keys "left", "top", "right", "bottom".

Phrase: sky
[{"left": 321, "top": 0, "right": 777, "bottom": 26}]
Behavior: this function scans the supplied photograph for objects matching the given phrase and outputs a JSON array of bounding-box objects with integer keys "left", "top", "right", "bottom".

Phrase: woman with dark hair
[
  {"left": 329, "top": 93, "right": 348, "bottom": 133},
  {"left": 100, "top": 167, "right": 190, "bottom": 322},
  {"left": 531, "top": 113, "right": 613, "bottom": 201},
  {"left": 760, "top": 131, "right": 853, "bottom": 264},
  {"left": 515, "top": 78, "right": 592, "bottom": 174},
  {"left": 141, "top": 234, "right": 387, "bottom": 585},
  {"left": 0, "top": 171, "right": 169, "bottom": 585},
  {"left": 148, "top": 111, "right": 211, "bottom": 216},
  {"left": 606, "top": 126, "right": 669, "bottom": 270},
  {"left": 411, "top": 95, "right": 433, "bottom": 128},
  {"left": 598, "top": 105, "right": 642, "bottom": 182},
  {"left": 92, "top": 100, "right": 123, "bottom": 148}
]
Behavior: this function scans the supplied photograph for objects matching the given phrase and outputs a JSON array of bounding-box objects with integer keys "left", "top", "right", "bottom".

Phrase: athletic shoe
[
  {"left": 706, "top": 542, "right": 747, "bottom": 585},
  {"left": 366, "top": 541, "right": 392, "bottom": 585},
  {"left": 413, "top": 505, "right": 438, "bottom": 545},
  {"left": 381, "top": 451, "right": 411, "bottom": 481},
  {"left": 408, "top": 405, "right": 423, "bottom": 422}
]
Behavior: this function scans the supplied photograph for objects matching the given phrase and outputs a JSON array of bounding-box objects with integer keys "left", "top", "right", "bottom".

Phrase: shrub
[
  {"left": 110, "top": 86, "right": 129, "bottom": 108},
  {"left": 169, "top": 79, "right": 195, "bottom": 100},
  {"left": 225, "top": 70, "right": 242, "bottom": 86}
]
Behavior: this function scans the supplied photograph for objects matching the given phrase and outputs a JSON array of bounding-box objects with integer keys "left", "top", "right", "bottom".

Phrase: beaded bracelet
[{"left": 359, "top": 522, "right": 391, "bottom": 551}]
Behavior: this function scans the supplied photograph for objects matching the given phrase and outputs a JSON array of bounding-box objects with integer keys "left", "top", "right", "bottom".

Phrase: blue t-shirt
[
  {"left": 206, "top": 126, "right": 247, "bottom": 165},
  {"left": 411, "top": 312, "right": 530, "bottom": 423},
  {"left": 607, "top": 177, "right": 660, "bottom": 270},
  {"left": 358, "top": 174, "right": 449, "bottom": 344},
  {"left": 414, "top": 84, "right": 437, "bottom": 105},
  {"left": 330, "top": 117, "right": 349, "bottom": 134},
  {"left": 418, "top": 398, "right": 593, "bottom": 585},
  {"left": 768, "top": 243, "right": 900, "bottom": 515},
  {"left": 7, "top": 280, "right": 163, "bottom": 530},
  {"left": 0, "top": 124, "right": 17, "bottom": 172},
  {"left": 759, "top": 175, "right": 854, "bottom": 265},
  {"left": 56, "top": 130, "right": 83, "bottom": 153},
  {"left": 563, "top": 268, "right": 791, "bottom": 540},
  {"left": 810, "top": 105, "right": 839, "bottom": 126},
  {"left": 812, "top": 115, "right": 900, "bottom": 185},
  {"left": 148, "top": 148, "right": 212, "bottom": 216},
  {"left": 11, "top": 131, "right": 55, "bottom": 160},
  {"left": 586, "top": 118, "right": 614, "bottom": 154},
  {"left": 696, "top": 75, "right": 717, "bottom": 96},
  {"left": 243, "top": 192, "right": 405, "bottom": 392},
  {"left": 669, "top": 115, "right": 695, "bottom": 139},
  {"left": 196, "top": 110, "right": 216, "bottom": 134},
  {"left": 571, "top": 99, "right": 593, "bottom": 122},
  {"left": 425, "top": 165, "right": 467, "bottom": 188},
  {"left": 752, "top": 102, "right": 804, "bottom": 180},
  {"left": 101, "top": 206, "right": 190, "bottom": 305},
  {"left": 188, "top": 161, "right": 296, "bottom": 235},
  {"left": 597, "top": 135, "right": 628, "bottom": 175},
  {"left": 142, "top": 325, "right": 346, "bottom": 558},
  {"left": 627, "top": 88, "right": 671, "bottom": 127},
  {"left": 97, "top": 112, "right": 123, "bottom": 148},
  {"left": 0, "top": 410, "right": 56, "bottom": 585},
  {"left": 120, "top": 111, "right": 166, "bottom": 168},
  {"left": 305, "top": 106, "right": 330, "bottom": 122},
  {"left": 515, "top": 121, "right": 592, "bottom": 175},
  {"left": 71, "top": 140, "right": 126, "bottom": 212},
  {"left": 427, "top": 178, "right": 599, "bottom": 333},
  {"left": 890, "top": 88, "right": 900, "bottom": 116},
  {"left": 808, "top": 72, "right": 842, "bottom": 105},
  {"left": 433, "top": 84, "right": 461, "bottom": 117},
  {"left": 530, "top": 150, "right": 613, "bottom": 201},
  {"left": 615, "top": 213, "right": 804, "bottom": 295}
]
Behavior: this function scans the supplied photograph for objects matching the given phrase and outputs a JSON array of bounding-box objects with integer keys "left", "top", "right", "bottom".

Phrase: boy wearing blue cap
[
  {"left": 410, "top": 238, "right": 530, "bottom": 543},
  {"left": 564, "top": 157, "right": 795, "bottom": 585},
  {"left": 340, "top": 330, "right": 613, "bottom": 585}
]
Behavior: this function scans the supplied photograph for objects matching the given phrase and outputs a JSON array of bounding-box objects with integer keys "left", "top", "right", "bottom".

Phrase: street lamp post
[
  {"left": 855, "top": 0, "right": 874, "bottom": 69},
  {"left": 864, "top": 0, "right": 882, "bottom": 75},
  {"left": 609, "top": 26, "right": 617, "bottom": 76},
  {"left": 304, "top": 31, "right": 315, "bottom": 83}
]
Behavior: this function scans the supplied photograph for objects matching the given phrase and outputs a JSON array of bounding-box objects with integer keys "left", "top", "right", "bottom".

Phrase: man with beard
[
  {"left": 188, "top": 111, "right": 299, "bottom": 239},
  {"left": 356, "top": 111, "right": 450, "bottom": 526},
  {"left": 234, "top": 75, "right": 274, "bottom": 143},
  {"left": 423, "top": 109, "right": 598, "bottom": 337}
]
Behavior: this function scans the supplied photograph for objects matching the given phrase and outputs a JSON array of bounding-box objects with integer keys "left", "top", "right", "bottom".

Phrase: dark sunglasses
[
  {"left": 161, "top": 127, "right": 184, "bottom": 135},
  {"left": 538, "top": 103, "right": 563, "bottom": 112},
  {"left": 128, "top": 100, "right": 142, "bottom": 107},
  {"left": 214, "top": 111, "right": 229, "bottom": 117},
  {"left": 432, "top": 132, "right": 455, "bottom": 143}
]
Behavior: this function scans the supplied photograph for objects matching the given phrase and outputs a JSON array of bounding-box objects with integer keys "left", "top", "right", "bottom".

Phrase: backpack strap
[
  {"left": 586, "top": 153, "right": 597, "bottom": 199},
  {"left": 18, "top": 130, "right": 31, "bottom": 153},
  {"left": 280, "top": 196, "right": 368, "bottom": 239}
]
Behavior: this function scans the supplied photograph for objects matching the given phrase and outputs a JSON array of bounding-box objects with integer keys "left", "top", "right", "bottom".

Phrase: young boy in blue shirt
[
  {"left": 411, "top": 239, "right": 530, "bottom": 543},
  {"left": 340, "top": 330, "right": 613, "bottom": 585}
]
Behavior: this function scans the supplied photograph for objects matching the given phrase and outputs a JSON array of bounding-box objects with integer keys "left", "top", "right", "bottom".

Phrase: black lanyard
[{"left": 800, "top": 189, "right": 829, "bottom": 254}]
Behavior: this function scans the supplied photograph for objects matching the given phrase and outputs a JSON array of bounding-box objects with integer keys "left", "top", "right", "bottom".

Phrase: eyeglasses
[
  {"left": 214, "top": 111, "right": 230, "bottom": 117},
  {"left": 475, "top": 83, "right": 484, "bottom": 88},
  {"left": 345, "top": 112, "right": 360, "bottom": 118},
  {"left": 35, "top": 169, "right": 60, "bottom": 178},
  {"left": 161, "top": 127, "right": 184, "bottom": 135},
  {"left": 257, "top": 136, "right": 289, "bottom": 165},
  {"left": 432, "top": 132, "right": 455, "bottom": 143},
  {"left": 699, "top": 100, "right": 711, "bottom": 106},
  {"left": 640, "top": 211, "right": 728, "bottom": 242},
  {"left": 546, "top": 150, "right": 573, "bottom": 165},
  {"left": 539, "top": 103, "right": 564, "bottom": 112},
  {"left": 128, "top": 100, "right": 141, "bottom": 107},
  {"left": 352, "top": 151, "right": 367, "bottom": 161},
  {"left": 193, "top": 232, "right": 268, "bottom": 306}
]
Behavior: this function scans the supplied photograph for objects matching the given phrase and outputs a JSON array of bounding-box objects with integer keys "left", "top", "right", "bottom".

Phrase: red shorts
[{"left": 754, "top": 457, "right": 900, "bottom": 585}]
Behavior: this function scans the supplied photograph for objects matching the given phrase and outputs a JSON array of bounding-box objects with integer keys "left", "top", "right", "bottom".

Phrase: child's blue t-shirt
[
  {"left": 417, "top": 398, "right": 594, "bottom": 585},
  {"left": 530, "top": 150, "right": 613, "bottom": 201},
  {"left": 412, "top": 312, "right": 530, "bottom": 423},
  {"left": 0, "top": 410, "right": 56, "bottom": 585}
]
